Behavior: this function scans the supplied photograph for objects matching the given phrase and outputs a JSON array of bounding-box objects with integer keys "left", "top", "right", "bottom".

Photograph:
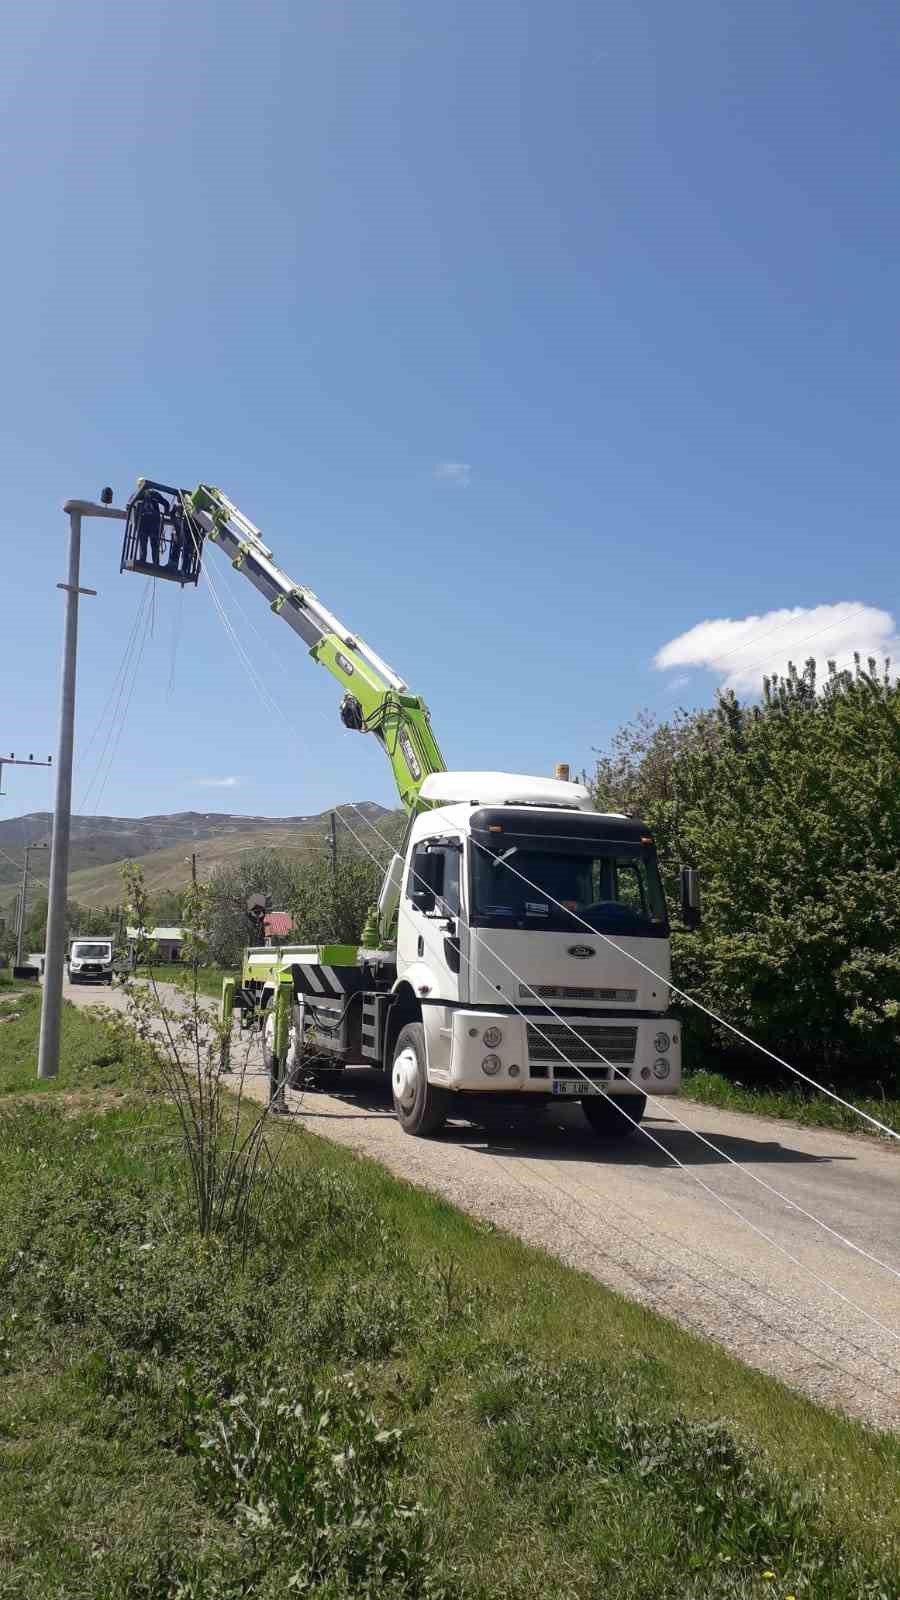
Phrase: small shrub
[{"left": 182, "top": 1369, "right": 449, "bottom": 1598}]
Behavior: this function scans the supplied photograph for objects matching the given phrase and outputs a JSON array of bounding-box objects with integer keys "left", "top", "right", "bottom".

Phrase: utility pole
[
  {"left": 15, "top": 843, "right": 49, "bottom": 969},
  {"left": 330, "top": 811, "right": 337, "bottom": 885},
  {"left": 38, "top": 496, "right": 126, "bottom": 1081}
]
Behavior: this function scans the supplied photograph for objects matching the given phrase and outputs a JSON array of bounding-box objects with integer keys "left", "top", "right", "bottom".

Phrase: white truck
[
  {"left": 123, "top": 480, "right": 701, "bottom": 1137},
  {"left": 67, "top": 938, "right": 115, "bottom": 985}
]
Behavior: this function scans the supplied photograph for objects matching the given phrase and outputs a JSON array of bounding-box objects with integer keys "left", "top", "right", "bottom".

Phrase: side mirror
[
  {"left": 680, "top": 866, "right": 701, "bottom": 930},
  {"left": 410, "top": 886, "right": 436, "bottom": 913}
]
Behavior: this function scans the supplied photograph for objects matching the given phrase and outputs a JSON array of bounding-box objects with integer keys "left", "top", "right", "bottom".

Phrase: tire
[
  {"left": 391, "top": 1021, "right": 448, "bottom": 1137},
  {"left": 581, "top": 1091, "right": 646, "bottom": 1140}
]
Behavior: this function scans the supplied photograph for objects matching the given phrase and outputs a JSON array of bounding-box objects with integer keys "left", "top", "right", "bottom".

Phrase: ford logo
[{"left": 568, "top": 944, "right": 595, "bottom": 960}]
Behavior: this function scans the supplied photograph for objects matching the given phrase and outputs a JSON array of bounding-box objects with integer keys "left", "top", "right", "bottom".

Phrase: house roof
[{"left": 126, "top": 927, "right": 185, "bottom": 941}]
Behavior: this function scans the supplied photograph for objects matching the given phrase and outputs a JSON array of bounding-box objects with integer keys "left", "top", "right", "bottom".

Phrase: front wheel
[
  {"left": 581, "top": 1091, "right": 646, "bottom": 1140},
  {"left": 391, "top": 1022, "right": 448, "bottom": 1137}
]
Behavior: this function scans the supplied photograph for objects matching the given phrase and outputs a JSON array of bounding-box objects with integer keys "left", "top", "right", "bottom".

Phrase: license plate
[{"left": 552, "top": 1079, "right": 603, "bottom": 1096}]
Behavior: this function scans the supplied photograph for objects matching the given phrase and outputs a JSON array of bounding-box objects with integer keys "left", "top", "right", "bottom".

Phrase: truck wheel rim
[{"left": 392, "top": 1046, "right": 419, "bottom": 1112}]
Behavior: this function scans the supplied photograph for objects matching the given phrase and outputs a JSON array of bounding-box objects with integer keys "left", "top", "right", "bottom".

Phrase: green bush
[{"left": 594, "top": 659, "right": 900, "bottom": 1086}]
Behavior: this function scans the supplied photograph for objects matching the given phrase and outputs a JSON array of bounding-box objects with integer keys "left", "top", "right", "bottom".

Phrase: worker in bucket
[
  {"left": 167, "top": 499, "right": 185, "bottom": 570},
  {"left": 128, "top": 483, "right": 168, "bottom": 566},
  {"left": 180, "top": 512, "right": 203, "bottom": 577}
]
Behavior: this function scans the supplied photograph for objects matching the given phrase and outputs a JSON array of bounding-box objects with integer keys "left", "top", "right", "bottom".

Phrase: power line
[
  {"left": 77, "top": 582, "right": 153, "bottom": 813},
  {"left": 80, "top": 586, "right": 154, "bottom": 814}
]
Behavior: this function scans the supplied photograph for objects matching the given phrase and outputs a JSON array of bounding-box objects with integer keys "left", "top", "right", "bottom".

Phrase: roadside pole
[
  {"left": 15, "top": 843, "right": 48, "bottom": 968},
  {"left": 330, "top": 811, "right": 337, "bottom": 884},
  {"left": 37, "top": 498, "right": 125, "bottom": 1079}
]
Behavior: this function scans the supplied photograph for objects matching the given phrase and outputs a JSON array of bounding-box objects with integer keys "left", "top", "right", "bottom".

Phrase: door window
[{"left": 406, "top": 841, "right": 461, "bottom": 915}]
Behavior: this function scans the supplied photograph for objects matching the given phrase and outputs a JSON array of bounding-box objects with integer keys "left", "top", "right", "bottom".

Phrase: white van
[{"left": 67, "top": 939, "right": 115, "bottom": 985}]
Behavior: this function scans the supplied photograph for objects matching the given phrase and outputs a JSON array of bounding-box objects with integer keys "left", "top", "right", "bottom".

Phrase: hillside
[{"left": 0, "top": 805, "right": 398, "bottom": 910}]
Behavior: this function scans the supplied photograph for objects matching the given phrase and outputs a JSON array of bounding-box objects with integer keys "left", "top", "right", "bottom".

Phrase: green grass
[
  {"left": 0, "top": 998, "right": 897, "bottom": 1598},
  {"left": 0, "top": 987, "right": 141, "bottom": 1097},
  {"left": 684, "top": 1065, "right": 900, "bottom": 1138},
  {"left": 134, "top": 961, "right": 238, "bottom": 998}
]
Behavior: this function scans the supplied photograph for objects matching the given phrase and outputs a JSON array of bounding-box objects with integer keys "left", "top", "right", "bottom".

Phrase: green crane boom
[{"left": 187, "top": 485, "right": 446, "bottom": 812}]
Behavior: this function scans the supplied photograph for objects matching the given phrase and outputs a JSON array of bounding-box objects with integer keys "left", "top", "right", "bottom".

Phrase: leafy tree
[
  {"left": 146, "top": 888, "right": 186, "bottom": 927},
  {"left": 204, "top": 849, "right": 304, "bottom": 968},
  {"left": 591, "top": 657, "right": 900, "bottom": 1084},
  {"left": 289, "top": 853, "right": 386, "bottom": 946}
]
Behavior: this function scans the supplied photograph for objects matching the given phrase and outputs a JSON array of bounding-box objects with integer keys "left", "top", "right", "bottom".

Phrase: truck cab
[
  {"left": 67, "top": 938, "right": 115, "bottom": 985},
  {"left": 239, "top": 772, "right": 684, "bottom": 1140}
]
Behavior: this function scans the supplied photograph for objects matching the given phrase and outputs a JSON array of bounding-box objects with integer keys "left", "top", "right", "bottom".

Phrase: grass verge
[
  {"left": 683, "top": 1065, "right": 900, "bottom": 1138},
  {"left": 133, "top": 961, "right": 238, "bottom": 998},
  {"left": 0, "top": 998, "right": 897, "bottom": 1597}
]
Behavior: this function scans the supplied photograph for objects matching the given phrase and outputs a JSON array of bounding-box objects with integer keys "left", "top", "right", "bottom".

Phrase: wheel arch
[{"left": 384, "top": 980, "right": 421, "bottom": 1070}]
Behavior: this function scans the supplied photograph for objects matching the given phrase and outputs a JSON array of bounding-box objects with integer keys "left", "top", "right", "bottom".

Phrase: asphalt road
[{"left": 63, "top": 974, "right": 900, "bottom": 1430}]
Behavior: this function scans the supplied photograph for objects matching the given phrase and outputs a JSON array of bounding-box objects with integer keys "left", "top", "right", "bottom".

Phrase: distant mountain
[{"left": 0, "top": 805, "right": 397, "bottom": 908}]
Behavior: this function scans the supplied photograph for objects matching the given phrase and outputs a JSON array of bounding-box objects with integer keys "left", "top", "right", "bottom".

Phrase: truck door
[{"left": 397, "top": 837, "right": 467, "bottom": 1004}]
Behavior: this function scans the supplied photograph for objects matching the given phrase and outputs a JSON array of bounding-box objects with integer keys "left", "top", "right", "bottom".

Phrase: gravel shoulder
[{"left": 65, "top": 975, "right": 900, "bottom": 1430}]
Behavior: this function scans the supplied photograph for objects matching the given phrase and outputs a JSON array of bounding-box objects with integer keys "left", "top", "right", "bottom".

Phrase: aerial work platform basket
[{"left": 120, "top": 478, "right": 204, "bottom": 586}]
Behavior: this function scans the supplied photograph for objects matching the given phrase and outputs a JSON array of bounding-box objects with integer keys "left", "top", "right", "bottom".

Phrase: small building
[
  {"left": 263, "top": 911, "right": 294, "bottom": 945},
  {"left": 126, "top": 926, "right": 185, "bottom": 962}
]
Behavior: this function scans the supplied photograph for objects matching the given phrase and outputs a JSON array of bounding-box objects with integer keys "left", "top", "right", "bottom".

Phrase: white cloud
[
  {"left": 192, "top": 776, "right": 244, "bottom": 789},
  {"left": 654, "top": 603, "right": 899, "bottom": 695},
  {"left": 434, "top": 461, "right": 471, "bottom": 487}
]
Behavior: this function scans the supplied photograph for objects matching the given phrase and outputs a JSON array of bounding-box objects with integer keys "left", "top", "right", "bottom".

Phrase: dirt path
[{"left": 66, "top": 975, "right": 900, "bottom": 1430}]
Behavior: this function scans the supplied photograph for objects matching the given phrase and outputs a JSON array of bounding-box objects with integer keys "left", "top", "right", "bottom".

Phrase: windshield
[
  {"left": 470, "top": 842, "right": 668, "bottom": 936},
  {"left": 71, "top": 943, "right": 111, "bottom": 960}
]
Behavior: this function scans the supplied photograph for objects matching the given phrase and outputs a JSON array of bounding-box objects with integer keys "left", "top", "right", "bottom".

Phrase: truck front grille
[
  {"left": 526, "top": 1022, "right": 637, "bottom": 1072},
  {"left": 519, "top": 985, "right": 637, "bottom": 1003}
]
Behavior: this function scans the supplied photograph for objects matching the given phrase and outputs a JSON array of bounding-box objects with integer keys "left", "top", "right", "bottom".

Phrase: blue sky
[{"left": 2, "top": 0, "right": 899, "bottom": 822}]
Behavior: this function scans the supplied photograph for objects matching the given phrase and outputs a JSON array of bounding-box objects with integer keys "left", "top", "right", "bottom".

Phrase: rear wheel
[
  {"left": 581, "top": 1091, "right": 646, "bottom": 1140},
  {"left": 391, "top": 1021, "right": 448, "bottom": 1137}
]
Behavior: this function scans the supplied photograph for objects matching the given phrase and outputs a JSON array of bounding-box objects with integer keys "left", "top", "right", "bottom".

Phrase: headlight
[
  {"left": 481, "top": 1055, "right": 502, "bottom": 1076},
  {"left": 483, "top": 1025, "right": 502, "bottom": 1048},
  {"left": 653, "top": 1031, "right": 671, "bottom": 1054},
  {"left": 653, "top": 1057, "right": 670, "bottom": 1079}
]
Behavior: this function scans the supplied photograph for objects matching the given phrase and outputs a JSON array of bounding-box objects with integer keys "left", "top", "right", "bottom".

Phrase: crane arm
[{"left": 188, "top": 485, "right": 445, "bottom": 813}]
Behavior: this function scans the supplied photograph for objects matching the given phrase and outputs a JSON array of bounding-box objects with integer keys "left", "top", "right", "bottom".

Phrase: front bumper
[{"left": 445, "top": 1010, "right": 681, "bottom": 1095}]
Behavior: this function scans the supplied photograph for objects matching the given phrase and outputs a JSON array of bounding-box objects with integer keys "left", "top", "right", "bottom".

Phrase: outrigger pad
[{"left": 120, "top": 477, "right": 205, "bottom": 587}]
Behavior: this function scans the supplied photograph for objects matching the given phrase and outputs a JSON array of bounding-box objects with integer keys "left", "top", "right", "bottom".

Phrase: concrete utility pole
[
  {"left": 38, "top": 497, "right": 126, "bottom": 1081},
  {"left": 330, "top": 811, "right": 337, "bottom": 884},
  {"left": 15, "top": 842, "right": 49, "bottom": 968}
]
